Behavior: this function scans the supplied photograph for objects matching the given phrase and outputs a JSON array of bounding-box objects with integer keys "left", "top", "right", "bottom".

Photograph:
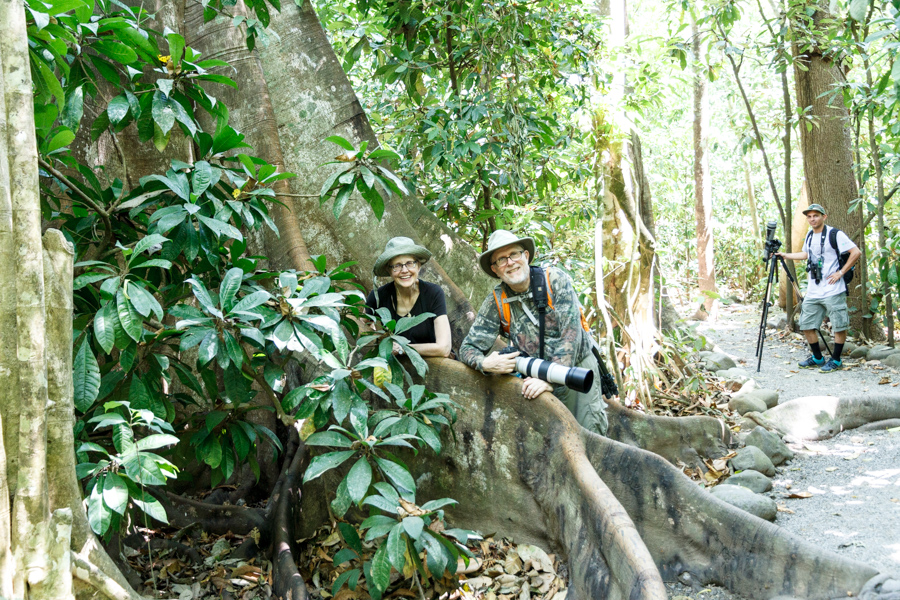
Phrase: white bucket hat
[
  {"left": 478, "top": 230, "right": 535, "bottom": 278},
  {"left": 373, "top": 237, "right": 432, "bottom": 277}
]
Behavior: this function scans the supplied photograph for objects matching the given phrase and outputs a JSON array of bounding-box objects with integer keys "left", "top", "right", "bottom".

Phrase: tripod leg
[{"left": 756, "top": 256, "right": 778, "bottom": 372}]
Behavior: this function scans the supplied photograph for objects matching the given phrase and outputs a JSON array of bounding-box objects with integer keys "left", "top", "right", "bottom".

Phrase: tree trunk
[
  {"left": 692, "top": 14, "right": 717, "bottom": 320},
  {"left": 793, "top": 5, "right": 869, "bottom": 335}
]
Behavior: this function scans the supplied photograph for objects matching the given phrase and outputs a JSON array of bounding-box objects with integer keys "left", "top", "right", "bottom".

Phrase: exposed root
[
  {"left": 605, "top": 398, "right": 731, "bottom": 468},
  {"left": 272, "top": 429, "right": 309, "bottom": 600},
  {"left": 154, "top": 490, "right": 269, "bottom": 539},
  {"left": 762, "top": 395, "right": 900, "bottom": 440},
  {"left": 71, "top": 553, "right": 147, "bottom": 600}
]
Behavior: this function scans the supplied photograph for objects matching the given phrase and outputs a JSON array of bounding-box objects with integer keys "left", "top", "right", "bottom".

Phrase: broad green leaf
[
  {"left": 369, "top": 542, "right": 391, "bottom": 594},
  {"left": 102, "top": 472, "right": 129, "bottom": 515},
  {"left": 305, "top": 431, "right": 353, "bottom": 447},
  {"left": 107, "top": 95, "right": 130, "bottom": 124},
  {"left": 346, "top": 457, "right": 372, "bottom": 504},
  {"left": 87, "top": 485, "right": 112, "bottom": 534},
  {"left": 331, "top": 476, "right": 352, "bottom": 518},
  {"left": 331, "top": 569, "right": 360, "bottom": 596},
  {"left": 848, "top": 0, "right": 868, "bottom": 21},
  {"left": 360, "top": 514, "right": 397, "bottom": 539},
  {"left": 197, "top": 214, "right": 243, "bottom": 241},
  {"left": 132, "top": 493, "right": 168, "bottom": 523},
  {"left": 116, "top": 288, "right": 143, "bottom": 341},
  {"left": 151, "top": 92, "right": 176, "bottom": 135},
  {"left": 401, "top": 516, "right": 424, "bottom": 539},
  {"left": 219, "top": 267, "right": 243, "bottom": 310},
  {"left": 135, "top": 434, "right": 179, "bottom": 451},
  {"left": 325, "top": 135, "right": 355, "bottom": 151},
  {"left": 375, "top": 458, "right": 415, "bottom": 495},
  {"left": 386, "top": 524, "right": 407, "bottom": 573},
  {"left": 73, "top": 341, "right": 101, "bottom": 412},
  {"left": 121, "top": 451, "right": 168, "bottom": 486},
  {"left": 46, "top": 129, "right": 76, "bottom": 153},
  {"left": 133, "top": 233, "right": 170, "bottom": 258},
  {"left": 230, "top": 290, "right": 270, "bottom": 314},
  {"left": 303, "top": 450, "right": 355, "bottom": 483},
  {"left": 94, "top": 40, "right": 138, "bottom": 64},
  {"left": 126, "top": 283, "right": 160, "bottom": 319},
  {"left": 192, "top": 161, "right": 213, "bottom": 195},
  {"left": 332, "top": 548, "right": 359, "bottom": 567},
  {"left": 416, "top": 420, "right": 441, "bottom": 453},
  {"left": 395, "top": 312, "right": 435, "bottom": 335}
]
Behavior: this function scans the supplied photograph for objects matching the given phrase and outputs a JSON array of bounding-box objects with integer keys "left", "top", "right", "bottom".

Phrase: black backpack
[{"left": 805, "top": 226, "right": 854, "bottom": 285}]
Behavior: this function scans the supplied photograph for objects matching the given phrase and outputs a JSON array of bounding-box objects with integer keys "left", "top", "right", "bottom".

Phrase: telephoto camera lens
[
  {"left": 765, "top": 220, "right": 777, "bottom": 242},
  {"left": 515, "top": 356, "right": 594, "bottom": 394}
]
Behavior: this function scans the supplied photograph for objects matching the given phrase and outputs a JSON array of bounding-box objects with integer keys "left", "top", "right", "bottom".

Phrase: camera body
[
  {"left": 498, "top": 346, "right": 594, "bottom": 394},
  {"left": 764, "top": 220, "right": 782, "bottom": 261}
]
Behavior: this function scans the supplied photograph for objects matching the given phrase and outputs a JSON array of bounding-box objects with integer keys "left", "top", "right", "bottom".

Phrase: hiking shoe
[
  {"left": 820, "top": 359, "right": 843, "bottom": 373},
  {"left": 798, "top": 355, "right": 825, "bottom": 369}
]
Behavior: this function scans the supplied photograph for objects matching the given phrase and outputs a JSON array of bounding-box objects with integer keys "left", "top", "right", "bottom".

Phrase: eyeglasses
[
  {"left": 389, "top": 260, "right": 419, "bottom": 273},
  {"left": 492, "top": 250, "right": 524, "bottom": 268}
]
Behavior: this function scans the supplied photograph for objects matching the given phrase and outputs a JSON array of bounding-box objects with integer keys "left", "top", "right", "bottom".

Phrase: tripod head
[{"left": 763, "top": 220, "right": 781, "bottom": 261}]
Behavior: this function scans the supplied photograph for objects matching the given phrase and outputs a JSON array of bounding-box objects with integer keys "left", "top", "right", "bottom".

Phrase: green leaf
[
  {"left": 126, "top": 283, "right": 161, "bottom": 319},
  {"left": 422, "top": 531, "right": 449, "bottom": 577},
  {"left": 135, "top": 434, "right": 179, "bottom": 451},
  {"left": 46, "top": 129, "right": 76, "bottom": 153},
  {"left": 93, "top": 40, "right": 138, "bottom": 64},
  {"left": 34, "top": 55, "right": 65, "bottom": 112},
  {"left": 219, "top": 267, "right": 244, "bottom": 310},
  {"left": 192, "top": 161, "right": 213, "bottom": 195},
  {"left": 375, "top": 458, "right": 415, "bottom": 496},
  {"left": 346, "top": 457, "right": 372, "bottom": 505},
  {"left": 132, "top": 493, "right": 168, "bottom": 523},
  {"left": 848, "top": 0, "right": 868, "bottom": 21},
  {"left": 369, "top": 542, "right": 392, "bottom": 595},
  {"left": 166, "top": 31, "right": 185, "bottom": 64},
  {"left": 230, "top": 290, "right": 270, "bottom": 314},
  {"left": 333, "top": 548, "right": 359, "bottom": 567},
  {"left": 102, "top": 472, "right": 129, "bottom": 515},
  {"left": 61, "top": 86, "right": 84, "bottom": 130},
  {"left": 331, "top": 476, "right": 352, "bottom": 518},
  {"left": 360, "top": 514, "right": 397, "bottom": 539},
  {"left": 386, "top": 524, "right": 407, "bottom": 572},
  {"left": 331, "top": 569, "right": 360, "bottom": 596},
  {"left": 133, "top": 233, "right": 170, "bottom": 258},
  {"left": 116, "top": 288, "right": 143, "bottom": 342},
  {"left": 416, "top": 420, "right": 441, "bottom": 453},
  {"left": 73, "top": 341, "right": 101, "bottom": 412},
  {"left": 94, "top": 302, "right": 118, "bottom": 354},
  {"left": 197, "top": 214, "right": 243, "bottom": 241},
  {"left": 151, "top": 92, "right": 176, "bottom": 135},
  {"left": 303, "top": 450, "right": 355, "bottom": 483},
  {"left": 107, "top": 95, "right": 130, "bottom": 124},
  {"left": 305, "top": 431, "right": 353, "bottom": 447},
  {"left": 88, "top": 485, "right": 112, "bottom": 534},
  {"left": 401, "top": 516, "right": 424, "bottom": 540},
  {"left": 325, "top": 135, "right": 355, "bottom": 151},
  {"left": 121, "top": 451, "right": 168, "bottom": 486}
]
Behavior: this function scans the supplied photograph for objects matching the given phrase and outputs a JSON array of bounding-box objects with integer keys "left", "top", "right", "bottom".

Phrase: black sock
[
  {"left": 833, "top": 343, "right": 844, "bottom": 362},
  {"left": 810, "top": 342, "right": 823, "bottom": 360}
]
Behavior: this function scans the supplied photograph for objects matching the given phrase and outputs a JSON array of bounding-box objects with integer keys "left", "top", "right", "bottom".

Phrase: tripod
[{"left": 755, "top": 246, "right": 831, "bottom": 372}]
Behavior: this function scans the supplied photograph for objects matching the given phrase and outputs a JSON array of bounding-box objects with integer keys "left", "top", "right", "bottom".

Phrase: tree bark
[{"left": 793, "top": 4, "right": 869, "bottom": 335}]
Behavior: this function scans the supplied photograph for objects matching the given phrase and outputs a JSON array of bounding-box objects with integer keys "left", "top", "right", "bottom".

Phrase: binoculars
[{"left": 498, "top": 347, "right": 594, "bottom": 394}]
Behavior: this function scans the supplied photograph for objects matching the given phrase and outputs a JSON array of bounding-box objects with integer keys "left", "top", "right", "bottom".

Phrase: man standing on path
[
  {"left": 776, "top": 204, "right": 861, "bottom": 372},
  {"left": 459, "top": 230, "right": 608, "bottom": 435}
]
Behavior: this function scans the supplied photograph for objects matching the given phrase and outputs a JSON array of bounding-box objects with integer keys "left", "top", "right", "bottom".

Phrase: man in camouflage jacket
[{"left": 459, "top": 230, "right": 608, "bottom": 435}]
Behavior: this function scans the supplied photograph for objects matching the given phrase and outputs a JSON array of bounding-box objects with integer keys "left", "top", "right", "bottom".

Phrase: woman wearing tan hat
[{"left": 366, "top": 237, "right": 451, "bottom": 358}]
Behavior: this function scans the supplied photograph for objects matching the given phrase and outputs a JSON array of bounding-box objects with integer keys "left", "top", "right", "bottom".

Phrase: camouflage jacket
[{"left": 459, "top": 267, "right": 592, "bottom": 372}]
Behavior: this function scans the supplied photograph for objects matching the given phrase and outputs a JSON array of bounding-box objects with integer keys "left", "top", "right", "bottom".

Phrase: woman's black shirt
[{"left": 365, "top": 280, "right": 447, "bottom": 344}]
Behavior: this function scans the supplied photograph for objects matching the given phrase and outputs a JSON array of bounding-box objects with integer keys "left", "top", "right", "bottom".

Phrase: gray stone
[
  {"left": 702, "top": 352, "right": 737, "bottom": 371},
  {"left": 843, "top": 341, "right": 858, "bottom": 355},
  {"left": 726, "top": 469, "right": 773, "bottom": 493},
  {"left": 710, "top": 484, "right": 777, "bottom": 521},
  {"left": 729, "top": 445, "right": 776, "bottom": 476},
  {"left": 730, "top": 395, "right": 768, "bottom": 415},
  {"left": 745, "top": 426, "right": 794, "bottom": 466},
  {"left": 733, "top": 388, "right": 779, "bottom": 410},
  {"left": 850, "top": 346, "right": 870, "bottom": 359},
  {"left": 868, "top": 346, "right": 900, "bottom": 361},
  {"left": 884, "top": 354, "right": 900, "bottom": 369}
]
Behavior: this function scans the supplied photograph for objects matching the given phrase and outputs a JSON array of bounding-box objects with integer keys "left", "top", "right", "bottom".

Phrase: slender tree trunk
[
  {"left": 691, "top": 14, "right": 717, "bottom": 320},
  {"left": 792, "top": 5, "right": 869, "bottom": 336}
]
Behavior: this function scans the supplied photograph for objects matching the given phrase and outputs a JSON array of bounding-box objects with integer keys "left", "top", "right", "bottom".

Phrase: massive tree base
[{"left": 327, "top": 359, "right": 892, "bottom": 600}]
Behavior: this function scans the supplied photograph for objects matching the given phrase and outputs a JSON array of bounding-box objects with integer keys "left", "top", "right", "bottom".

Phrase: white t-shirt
[{"left": 803, "top": 226, "right": 857, "bottom": 299}]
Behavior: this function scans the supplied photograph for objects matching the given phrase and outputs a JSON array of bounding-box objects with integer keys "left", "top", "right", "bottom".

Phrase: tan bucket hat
[
  {"left": 478, "top": 230, "right": 536, "bottom": 278},
  {"left": 373, "top": 237, "right": 432, "bottom": 277}
]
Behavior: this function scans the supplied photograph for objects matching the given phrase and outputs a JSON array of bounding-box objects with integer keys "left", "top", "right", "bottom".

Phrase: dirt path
[{"left": 696, "top": 302, "right": 900, "bottom": 579}]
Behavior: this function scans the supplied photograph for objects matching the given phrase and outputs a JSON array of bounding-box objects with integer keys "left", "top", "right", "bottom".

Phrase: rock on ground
[
  {"left": 725, "top": 469, "right": 773, "bottom": 493},
  {"left": 745, "top": 426, "right": 794, "bottom": 466},
  {"left": 729, "top": 445, "right": 776, "bottom": 477},
  {"left": 709, "top": 484, "right": 777, "bottom": 521}
]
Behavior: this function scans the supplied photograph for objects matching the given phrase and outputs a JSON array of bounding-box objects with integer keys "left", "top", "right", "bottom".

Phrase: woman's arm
[{"left": 408, "top": 315, "right": 452, "bottom": 357}]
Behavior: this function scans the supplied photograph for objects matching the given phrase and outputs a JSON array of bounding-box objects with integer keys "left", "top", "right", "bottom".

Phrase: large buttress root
[
  {"left": 760, "top": 396, "right": 900, "bottom": 440},
  {"left": 411, "top": 359, "right": 882, "bottom": 600}
]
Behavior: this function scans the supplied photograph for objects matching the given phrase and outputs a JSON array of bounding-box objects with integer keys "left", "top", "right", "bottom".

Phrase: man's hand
[
  {"left": 521, "top": 377, "right": 552, "bottom": 399},
  {"left": 482, "top": 350, "right": 518, "bottom": 374},
  {"left": 826, "top": 272, "right": 843, "bottom": 285},
  {"left": 392, "top": 342, "right": 405, "bottom": 355}
]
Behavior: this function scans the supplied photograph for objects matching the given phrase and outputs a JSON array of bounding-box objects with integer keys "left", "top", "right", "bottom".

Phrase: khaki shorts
[{"left": 799, "top": 294, "right": 850, "bottom": 332}]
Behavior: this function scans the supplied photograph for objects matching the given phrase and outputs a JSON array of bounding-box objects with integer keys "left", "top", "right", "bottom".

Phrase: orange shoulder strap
[{"left": 493, "top": 288, "right": 511, "bottom": 335}]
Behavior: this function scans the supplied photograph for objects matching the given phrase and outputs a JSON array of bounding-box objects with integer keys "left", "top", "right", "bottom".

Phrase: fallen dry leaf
[
  {"left": 879, "top": 377, "right": 891, "bottom": 385},
  {"left": 825, "top": 467, "right": 838, "bottom": 472},
  {"left": 786, "top": 491, "right": 813, "bottom": 499},
  {"left": 776, "top": 505, "right": 795, "bottom": 514}
]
